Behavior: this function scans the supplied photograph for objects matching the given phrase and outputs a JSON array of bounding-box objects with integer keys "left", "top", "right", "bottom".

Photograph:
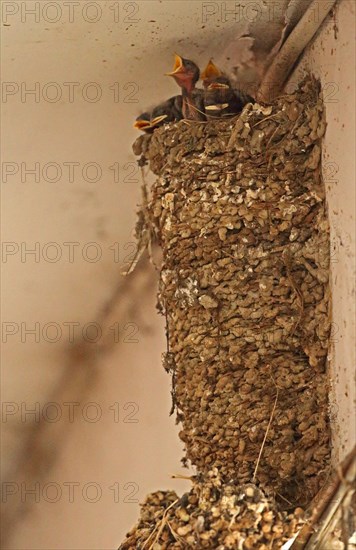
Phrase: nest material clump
[
  {"left": 128, "top": 76, "right": 331, "bottom": 546},
  {"left": 119, "top": 471, "right": 304, "bottom": 549}
]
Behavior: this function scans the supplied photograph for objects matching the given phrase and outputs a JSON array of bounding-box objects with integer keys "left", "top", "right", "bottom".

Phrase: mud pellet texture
[
  {"left": 119, "top": 473, "right": 304, "bottom": 549},
  {"left": 133, "top": 77, "right": 331, "bottom": 511}
]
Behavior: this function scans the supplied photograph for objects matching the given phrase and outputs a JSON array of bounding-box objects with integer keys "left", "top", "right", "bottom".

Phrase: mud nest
[{"left": 121, "top": 77, "right": 332, "bottom": 548}]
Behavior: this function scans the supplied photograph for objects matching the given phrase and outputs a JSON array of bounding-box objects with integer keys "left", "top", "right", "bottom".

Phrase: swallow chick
[
  {"left": 166, "top": 54, "right": 205, "bottom": 121},
  {"left": 151, "top": 95, "right": 183, "bottom": 126},
  {"left": 134, "top": 111, "right": 153, "bottom": 133},
  {"left": 134, "top": 96, "right": 183, "bottom": 133},
  {"left": 201, "top": 59, "right": 253, "bottom": 118}
]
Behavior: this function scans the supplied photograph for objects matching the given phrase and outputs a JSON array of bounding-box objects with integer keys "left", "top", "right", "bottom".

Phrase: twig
[
  {"left": 142, "top": 498, "right": 179, "bottom": 550},
  {"left": 290, "top": 445, "right": 356, "bottom": 549},
  {"left": 171, "top": 473, "right": 195, "bottom": 481},
  {"left": 253, "top": 114, "right": 279, "bottom": 127},
  {"left": 166, "top": 519, "right": 187, "bottom": 546},
  {"left": 276, "top": 492, "right": 295, "bottom": 508},
  {"left": 252, "top": 377, "right": 279, "bottom": 482},
  {"left": 122, "top": 167, "right": 153, "bottom": 276}
]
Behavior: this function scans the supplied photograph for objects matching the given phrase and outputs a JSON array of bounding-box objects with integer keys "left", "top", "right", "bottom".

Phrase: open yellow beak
[
  {"left": 134, "top": 119, "right": 151, "bottom": 130},
  {"left": 165, "top": 54, "right": 184, "bottom": 76},
  {"left": 201, "top": 59, "right": 222, "bottom": 81}
]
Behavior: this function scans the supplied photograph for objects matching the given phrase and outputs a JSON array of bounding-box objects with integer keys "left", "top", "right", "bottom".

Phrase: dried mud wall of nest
[
  {"left": 120, "top": 475, "right": 305, "bottom": 549},
  {"left": 122, "top": 77, "right": 332, "bottom": 549}
]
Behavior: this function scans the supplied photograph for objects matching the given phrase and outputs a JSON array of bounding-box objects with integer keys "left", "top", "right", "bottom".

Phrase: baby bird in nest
[
  {"left": 166, "top": 54, "right": 205, "bottom": 121},
  {"left": 201, "top": 59, "right": 253, "bottom": 118},
  {"left": 134, "top": 55, "right": 255, "bottom": 131},
  {"left": 134, "top": 96, "right": 183, "bottom": 133}
]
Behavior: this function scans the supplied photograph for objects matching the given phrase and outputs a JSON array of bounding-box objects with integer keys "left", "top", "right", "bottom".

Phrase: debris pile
[{"left": 120, "top": 472, "right": 304, "bottom": 549}]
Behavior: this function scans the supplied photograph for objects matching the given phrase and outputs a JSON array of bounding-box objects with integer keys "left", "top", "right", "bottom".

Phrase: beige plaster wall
[
  {"left": 1, "top": 1, "right": 355, "bottom": 549},
  {"left": 291, "top": 0, "right": 355, "bottom": 463}
]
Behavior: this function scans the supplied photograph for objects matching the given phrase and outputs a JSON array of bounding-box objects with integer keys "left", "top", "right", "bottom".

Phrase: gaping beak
[
  {"left": 165, "top": 54, "right": 184, "bottom": 76},
  {"left": 134, "top": 119, "right": 151, "bottom": 130},
  {"left": 201, "top": 59, "right": 222, "bottom": 81},
  {"left": 151, "top": 114, "right": 168, "bottom": 126}
]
